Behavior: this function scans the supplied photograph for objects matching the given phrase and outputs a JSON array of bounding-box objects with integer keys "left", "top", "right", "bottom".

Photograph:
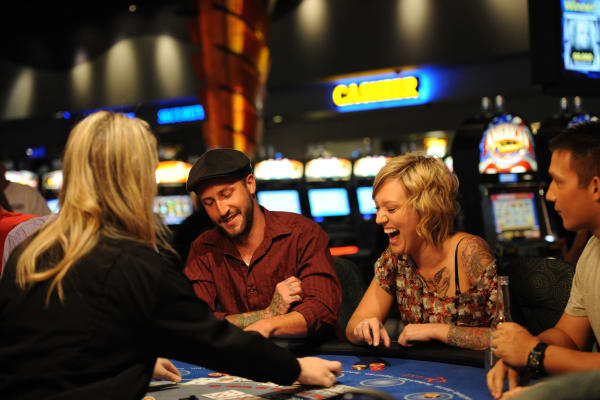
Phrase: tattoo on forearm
[
  {"left": 268, "top": 292, "right": 287, "bottom": 316},
  {"left": 447, "top": 326, "right": 490, "bottom": 350},
  {"left": 461, "top": 236, "right": 495, "bottom": 284},
  {"left": 424, "top": 267, "right": 450, "bottom": 296},
  {"left": 227, "top": 309, "right": 271, "bottom": 328}
]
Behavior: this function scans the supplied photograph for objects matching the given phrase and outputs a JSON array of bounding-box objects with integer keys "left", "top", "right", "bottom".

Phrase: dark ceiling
[{"left": 0, "top": 0, "right": 300, "bottom": 71}]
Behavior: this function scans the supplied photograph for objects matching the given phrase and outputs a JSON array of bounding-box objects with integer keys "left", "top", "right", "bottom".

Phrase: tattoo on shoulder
[
  {"left": 424, "top": 267, "right": 450, "bottom": 296},
  {"left": 447, "top": 325, "right": 490, "bottom": 350},
  {"left": 460, "top": 236, "right": 495, "bottom": 285}
]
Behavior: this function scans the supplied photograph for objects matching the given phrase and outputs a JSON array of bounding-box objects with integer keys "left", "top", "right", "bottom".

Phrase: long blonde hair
[
  {"left": 16, "top": 111, "right": 174, "bottom": 302},
  {"left": 373, "top": 153, "right": 459, "bottom": 247}
]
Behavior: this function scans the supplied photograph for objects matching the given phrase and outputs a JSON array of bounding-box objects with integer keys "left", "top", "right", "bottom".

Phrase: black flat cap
[{"left": 186, "top": 149, "right": 252, "bottom": 192}]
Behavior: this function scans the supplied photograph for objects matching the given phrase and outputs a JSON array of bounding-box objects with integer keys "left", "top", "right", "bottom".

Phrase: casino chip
[
  {"left": 405, "top": 393, "right": 453, "bottom": 400},
  {"left": 352, "top": 364, "right": 367, "bottom": 370},
  {"left": 207, "top": 372, "right": 228, "bottom": 377},
  {"left": 369, "top": 362, "right": 386, "bottom": 371}
]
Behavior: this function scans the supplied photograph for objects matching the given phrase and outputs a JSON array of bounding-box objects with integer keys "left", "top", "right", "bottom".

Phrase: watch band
[{"left": 527, "top": 342, "right": 548, "bottom": 378}]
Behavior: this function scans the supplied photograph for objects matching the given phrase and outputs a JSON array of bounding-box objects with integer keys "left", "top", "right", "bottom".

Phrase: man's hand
[
  {"left": 352, "top": 317, "right": 391, "bottom": 347},
  {"left": 297, "top": 357, "right": 342, "bottom": 387},
  {"left": 244, "top": 319, "right": 274, "bottom": 338},
  {"left": 152, "top": 357, "right": 181, "bottom": 382},
  {"left": 492, "top": 322, "right": 539, "bottom": 368},
  {"left": 398, "top": 323, "right": 444, "bottom": 347},
  {"left": 267, "top": 277, "right": 303, "bottom": 316},
  {"left": 486, "top": 359, "right": 529, "bottom": 400}
]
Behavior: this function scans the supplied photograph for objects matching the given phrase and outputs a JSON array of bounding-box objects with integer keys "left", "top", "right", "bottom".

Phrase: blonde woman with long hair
[
  {"left": 0, "top": 111, "right": 340, "bottom": 399},
  {"left": 346, "top": 154, "right": 498, "bottom": 350}
]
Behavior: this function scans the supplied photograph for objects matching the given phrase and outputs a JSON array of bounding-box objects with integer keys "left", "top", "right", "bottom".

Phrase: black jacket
[{"left": 0, "top": 236, "right": 300, "bottom": 399}]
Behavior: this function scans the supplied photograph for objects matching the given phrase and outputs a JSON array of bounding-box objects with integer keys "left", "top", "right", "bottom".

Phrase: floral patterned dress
[{"left": 375, "top": 246, "right": 498, "bottom": 327}]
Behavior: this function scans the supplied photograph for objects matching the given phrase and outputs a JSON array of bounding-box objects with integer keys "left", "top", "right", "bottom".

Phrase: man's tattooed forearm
[{"left": 227, "top": 309, "right": 271, "bottom": 328}]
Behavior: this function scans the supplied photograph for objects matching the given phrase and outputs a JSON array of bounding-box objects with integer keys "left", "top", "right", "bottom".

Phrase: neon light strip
[
  {"left": 157, "top": 104, "right": 205, "bottom": 124},
  {"left": 329, "top": 246, "right": 359, "bottom": 256}
]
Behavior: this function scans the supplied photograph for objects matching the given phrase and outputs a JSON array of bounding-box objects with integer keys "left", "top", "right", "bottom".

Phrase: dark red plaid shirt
[{"left": 184, "top": 208, "right": 341, "bottom": 336}]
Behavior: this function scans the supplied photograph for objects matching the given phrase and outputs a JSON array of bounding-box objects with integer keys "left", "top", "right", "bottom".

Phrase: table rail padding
[{"left": 271, "top": 338, "right": 485, "bottom": 368}]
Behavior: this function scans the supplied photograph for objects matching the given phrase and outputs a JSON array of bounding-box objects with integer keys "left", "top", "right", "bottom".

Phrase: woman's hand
[
  {"left": 397, "top": 323, "right": 446, "bottom": 346},
  {"left": 352, "top": 318, "right": 391, "bottom": 347},
  {"left": 152, "top": 357, "right": 181, "bottom": 382},
  {"left": 297, "top": 357, "right": 342, "bottom": 387}
]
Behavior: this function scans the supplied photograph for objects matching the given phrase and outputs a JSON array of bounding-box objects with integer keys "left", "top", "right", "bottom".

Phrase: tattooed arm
[
  {"left": 397, "top": 324, "right": 491, "bottom": 350},
  {"left": 448, "top": 326, "right": 491, "bottom": 350},
  {"left": 225, "top": 276, "right": 307, "bottom": 337},
  {"left": 442, "top": 234, "right": 496, "bottom": 349},
  {"left": 460, "top": 234, "right": 496, "bottom": 286},
  {"left": 225, "top": 308, "right": 308, "bottom": 338}
]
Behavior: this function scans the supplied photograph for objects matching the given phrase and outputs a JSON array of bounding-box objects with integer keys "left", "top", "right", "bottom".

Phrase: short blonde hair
[
  {"left": 16, "top": 111, "right": 174, "bottom": 303},
  {"left": 372, "top": 153, "right": 459, "bottom": 247}
]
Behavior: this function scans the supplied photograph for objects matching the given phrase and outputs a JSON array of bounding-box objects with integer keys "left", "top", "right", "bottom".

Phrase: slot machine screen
[
  {"left": 490, "top": 192, "right": 541, "bottom": 241},
  {"left": 153, "top": 195, "right": 194, "bottom": 225},
  {"left": 529, "top": 0, "right": 600, "bottom": 94},
  {"left": 356, "top": 186, "right": 377, "bottom": 216},
  {"left": 257, "top": 190, "right": 302, "bottom": 214},
  {"left": 46, "top": 199, "right": 60, "bottom": 214},
  {"left": 307, "top": 188, "right": 351, "bottom": 218}
]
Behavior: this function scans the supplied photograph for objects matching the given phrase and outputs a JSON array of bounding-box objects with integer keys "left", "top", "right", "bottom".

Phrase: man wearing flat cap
[{"left": 184, "top": 149, "right": 341, "bottom": 339}]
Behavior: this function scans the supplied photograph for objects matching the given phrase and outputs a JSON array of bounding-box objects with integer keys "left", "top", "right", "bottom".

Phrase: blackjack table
[{"left": 145, "top": 340, "right": 491, "bottom": 400}]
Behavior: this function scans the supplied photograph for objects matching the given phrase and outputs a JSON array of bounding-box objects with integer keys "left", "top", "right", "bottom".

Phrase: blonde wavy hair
[
  {"left": 372, "top": 153, "right": 459, "bottom": 248},
  {"left": 16, "top": 111, "right": 174, "bottom": 303}
]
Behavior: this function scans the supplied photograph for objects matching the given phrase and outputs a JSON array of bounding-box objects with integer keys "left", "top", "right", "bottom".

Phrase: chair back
[
  {"left": 332, "top": 256, "right": 367, "bottom": 333},
  {"left": 509, "top": 257, "right": 575, "bottom": 335}
]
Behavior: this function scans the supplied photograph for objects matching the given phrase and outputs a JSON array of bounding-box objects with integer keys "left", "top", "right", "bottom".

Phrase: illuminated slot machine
[
  {"left": 478, "top": 106, "right": 561, "bottom": 261},
  {"left": 352, "top": 155, "right": 389, "bottom": 221},
  {"left": 304, "top": 156, "right": 360, "bottom": 257},
  {"left": 254, "top": 157, "right": 305, "bottom": 215},
  {"left": 41, "top": 170, "right": 63, "bottom": 214},
  {"left": 6, "top": 170, "right": 39, "bottom": 189},
  {"left": 154, "top": 161, "right": 194, "bottom": 227},
  {"left": 352, "top": 154, "right": 391, "bottom": 268}
]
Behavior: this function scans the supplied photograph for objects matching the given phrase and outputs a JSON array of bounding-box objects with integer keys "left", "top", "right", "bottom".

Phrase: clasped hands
[{"left": 244, "top": 276, "right": 303, "bottom": 337}]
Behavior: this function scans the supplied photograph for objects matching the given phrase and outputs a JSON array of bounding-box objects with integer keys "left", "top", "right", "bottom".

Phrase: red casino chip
[{"left": 369, "top": 362, "right": 385, "bottom": 371}]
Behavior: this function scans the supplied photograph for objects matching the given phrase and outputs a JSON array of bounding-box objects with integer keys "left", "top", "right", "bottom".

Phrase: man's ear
[{"left": 245, "top": 174, "right": 257, "bottom": 195}]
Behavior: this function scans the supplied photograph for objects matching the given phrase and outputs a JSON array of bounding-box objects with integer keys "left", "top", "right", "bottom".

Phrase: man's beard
[{"left": 218, "top": 198, "right": 254, "bottom": 240}]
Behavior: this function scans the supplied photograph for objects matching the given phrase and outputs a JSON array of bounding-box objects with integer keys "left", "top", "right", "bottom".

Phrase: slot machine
[
  {"left": 5, "top": 170, "right": 39, "bottom": 189},
  {"left": 477, "top": 102, "right": 561, "bottom": 264},
  {"left": 254, "top": 157, "right": 305, "bottom": 215},
  {"left": 41, "top": 170, "right": 63, "bottom": 213},
  {"left": 304, "top": 156, "right": 359, "bottom": 257},
  {"left": 352, "top": 155, "right": 390, "bottom": 278},
  {"left": 352, "top": 155, "right": 389, "bottom": 222},
  {"left": 154, "top": 160, "right": 194, "bottom": 227}
]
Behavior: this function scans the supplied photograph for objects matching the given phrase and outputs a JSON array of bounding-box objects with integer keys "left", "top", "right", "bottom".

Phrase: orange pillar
[{"left": 188, "top": 0, "right": 271, "bottom": 159}]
